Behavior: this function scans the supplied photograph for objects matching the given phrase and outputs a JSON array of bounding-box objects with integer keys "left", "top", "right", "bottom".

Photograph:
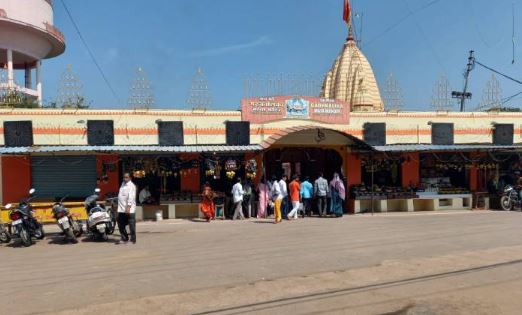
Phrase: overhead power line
[
  {"left": 474, "top": 60, "right": 522, "bottom": 85},
  {"left": 366, "top": 0, "right": 441, "bottom": 47},
  {"left": 59, "top": 0, "right": 121, "bottom": 105}
]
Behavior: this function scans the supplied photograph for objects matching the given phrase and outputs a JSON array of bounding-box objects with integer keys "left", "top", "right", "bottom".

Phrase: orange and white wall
[{"left": 0, "top": 109, "right": 520, "bottom": 146}]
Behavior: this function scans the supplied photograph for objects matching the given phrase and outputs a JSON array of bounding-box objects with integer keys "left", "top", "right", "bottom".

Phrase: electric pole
[{"left": 452, "top": 50, "right": 475, "bottom": 112}]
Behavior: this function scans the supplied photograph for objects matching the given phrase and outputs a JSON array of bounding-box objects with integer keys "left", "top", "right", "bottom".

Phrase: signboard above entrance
[{"left": 241, "top": 96, "right": 350, "bottom": 124}]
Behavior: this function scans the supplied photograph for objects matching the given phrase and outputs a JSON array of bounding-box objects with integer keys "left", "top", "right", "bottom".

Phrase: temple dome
[{"left": 321, "top": 38, "right": 384, "bottom": 112}]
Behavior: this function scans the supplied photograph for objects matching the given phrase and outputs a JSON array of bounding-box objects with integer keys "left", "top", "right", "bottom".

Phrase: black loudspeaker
[
  {"left": 493, "top": 124, "right": 514, "bottom": 145},
  {"left": 87, "top": 120, "right": 114, "bottom": 146},
  {"left": 431, "top": 123, "right": 454, "bottom": 145},
  {"left": 363, "top": 123, "right": 386, "bottom": 146},
  {"left": 158, "top": 121, "right": 184, "bottom": 146},
  {"left": 3, "top": 121, "right": 33, "bottom": 147},
  {"left": 226, "top": 121, "right": 250, "bottom": 145}
]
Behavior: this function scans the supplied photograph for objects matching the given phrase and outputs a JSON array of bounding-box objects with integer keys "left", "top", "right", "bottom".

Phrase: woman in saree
[
  {"left": 257, "top": 177, "right": 269, "bottom": 219},
  {"left": 330, "top": 173, "right": 346, "bottom": 217},
  {"left": 200, "top": 182, "right": 215, "bottom": 222}
]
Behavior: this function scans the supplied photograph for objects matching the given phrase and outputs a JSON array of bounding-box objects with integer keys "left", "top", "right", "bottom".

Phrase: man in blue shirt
[{"left": 300, "top": 176, "right": 314, "bottom": 217}]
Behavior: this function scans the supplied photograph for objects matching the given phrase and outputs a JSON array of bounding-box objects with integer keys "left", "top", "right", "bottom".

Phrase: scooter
[
  {"left": 85, "top": 188, "right": 113, "bottom": 241},
  {"left": 51, "top": 196, "right": 83, "bottom": 243},
  {"left": 6, "top": 188, "right": 45, "bottom": 247},
  {"left": 500, "top": 185, "right": 521, "bottom": 211}
]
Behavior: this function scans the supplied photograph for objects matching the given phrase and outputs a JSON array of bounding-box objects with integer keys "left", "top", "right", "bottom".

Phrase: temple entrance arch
[{"left": 260, "top": 124, "right": 374, "bottom": 187}]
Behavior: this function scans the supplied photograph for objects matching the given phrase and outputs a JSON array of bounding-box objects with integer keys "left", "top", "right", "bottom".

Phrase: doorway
[{"left": 264, "top": 148, "right": 343, "bottom": 181}]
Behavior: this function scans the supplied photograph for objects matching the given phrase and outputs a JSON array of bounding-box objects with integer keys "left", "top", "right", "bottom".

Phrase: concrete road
[{"left": 1, "top": 210, "right": 522, "bottom": 314}]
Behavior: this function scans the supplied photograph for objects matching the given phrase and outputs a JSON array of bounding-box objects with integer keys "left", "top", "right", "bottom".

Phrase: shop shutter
[
  {"left": 3, "top": 121, "right": 33, "bottom": 147},
  {"left": 158, "top": 121, "right": 184, "bottom": 146},
  {"left": 226, "top": 121, "right": 250, "bottom": 145},
  {"left": 493, "top": 124, "right": 514, "bottom": 145},
  {"left": 31, "top": 156, "right": 97, "bottom": 199},
  {"left": 431, "top": 123, "right": 454, "bottom": 145},
  {"left": 87, "top": 120, "right": 114, "bottom": 145},
  {"left": 363, "top": 123, "right": 386, "bottom": 146}
]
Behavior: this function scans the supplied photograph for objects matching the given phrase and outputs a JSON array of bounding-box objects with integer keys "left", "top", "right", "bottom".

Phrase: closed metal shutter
[{"left": 32, "top": 156, "right": 97, "bottom": 199}]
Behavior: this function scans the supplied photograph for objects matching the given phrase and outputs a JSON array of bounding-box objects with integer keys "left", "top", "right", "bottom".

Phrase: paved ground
[{"left": 1, "top": 210, "right": 522, "bottom": 315}]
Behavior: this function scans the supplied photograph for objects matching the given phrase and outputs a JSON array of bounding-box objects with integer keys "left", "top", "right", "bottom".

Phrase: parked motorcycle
[
  {"left": 500, "top": 185, "right": 521, "bottom": 211},
  {"left": 51, "top": 196, "right": 83, "bottom": 243},
  {"left": 6, "top": 188, "right": 45, "bottom": 247},
  {"left": 0, "top": 219, "right": 11, "bottom": 244},
  {"left": 85, "top": 188, "right": 113, "bottom": 241}
]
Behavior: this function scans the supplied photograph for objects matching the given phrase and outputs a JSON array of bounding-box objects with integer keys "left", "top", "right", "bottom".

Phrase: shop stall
[
  {"left": 416, "top": 153, "right": 473, "bottom": 210},
  {"left": 352, "top": 154, "right": 417, "bottom": 213}
]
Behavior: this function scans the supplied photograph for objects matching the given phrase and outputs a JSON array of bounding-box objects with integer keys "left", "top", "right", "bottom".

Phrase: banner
[{"left": 241, "top": 96, "right": 350, "bottom": 124}]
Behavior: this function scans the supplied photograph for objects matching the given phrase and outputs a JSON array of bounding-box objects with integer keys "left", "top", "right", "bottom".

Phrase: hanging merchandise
[
  {"left": 205, "top": 159, "right": 218, "bottom": 177},
  {"left": 226, "top": 171, "right": 236, "bottom": 180},
  {"left": 246, "top": 159, "right": 257, "bottom": 179},
  {"left": 133, "top": 170, "right": 146, "bottom": 178},
  {"left": 225, "top": 159, "right": 238, "bottom": 171}
]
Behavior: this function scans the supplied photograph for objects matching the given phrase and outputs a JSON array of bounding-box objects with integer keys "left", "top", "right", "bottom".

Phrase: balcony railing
[{"left": 44, "top": 22, "right": 64, "bottom": 43}]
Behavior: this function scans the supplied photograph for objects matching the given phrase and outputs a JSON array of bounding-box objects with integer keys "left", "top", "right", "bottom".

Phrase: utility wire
[
  {"left": 366, "top": 0, "right": 441, "bottom": 47},
  {"left": 59, "top": 0, "right": 121, "bottom": 105},
  {"left": 475, "top": 60, "right": 522, "bottom": 85},
  {"left": 403, "top": 0, "right": 446, "bottom": 73}
]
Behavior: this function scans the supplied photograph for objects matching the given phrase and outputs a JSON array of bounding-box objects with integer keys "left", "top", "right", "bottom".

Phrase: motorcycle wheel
[
  {"left": 20, "top": 228, "right": 32, "bottom": 247},
  {"left": 72, "top": 221, "right": 83, "bottom": 237},
  {"left": 108, "top": 212, "right": 116, "bottom": 235},
  {"left": 34, "top": 224, "right": 45, "bottom": 240},
  {"left": 65, "top": 228, "right": 77, "bottom": 243},
  {"left": 500, "top": 196, "right": 513, "bottom": 211},
  {"left": 0, "top": 230, "right": 11, "bottom": 243},
  {"left": 100, "top": 232, "right": 108, "bottom": 241}
]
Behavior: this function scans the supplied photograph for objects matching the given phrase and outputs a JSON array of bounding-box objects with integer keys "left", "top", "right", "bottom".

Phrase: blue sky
[{"left": 44, "top": 0, "right": 522, "bottom": 111}]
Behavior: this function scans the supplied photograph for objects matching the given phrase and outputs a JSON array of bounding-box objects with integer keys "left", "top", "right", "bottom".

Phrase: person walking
[
  {"left": 300, "top": 176, "right": 314, "bottom": 217},
  {"left": 330, "top": 173, "right": 346, "bottom": 217},
  {"left": 242, "top": 179, "right": 253, "bottom": 218},
  {"left": 314, "top": 172, "right": 329, "bottom": 217},
  {"left": 117, "top": 172, "right": 137, "bottom": 244},
  {"left": 257, "top": 177, "right": 269, "bottom": 219},
  {"left": 287, "top": 175, "right": 301, "bottom": 220},
  {"left": 270, "top": 176, "right": 283, "bottom": 223},
  {"left": 231, "top": 177, "right": 245, "bottom": 220},
  {"left": 199, "top": 182, "right": 215, "bottom": 222},
  {"left": 279, "top": 175, "right": 289, "bottom": 219}
]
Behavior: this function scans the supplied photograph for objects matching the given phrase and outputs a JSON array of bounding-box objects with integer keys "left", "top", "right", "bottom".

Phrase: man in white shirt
[
  {"left": 279, "top": 175, "right": 289, "bottom": 219},
  {"left": 231, "top": 177, "right": 245, "bottom": 220},
  {"left": 117, "top": 172, "right": 137, "bottom": 244}
]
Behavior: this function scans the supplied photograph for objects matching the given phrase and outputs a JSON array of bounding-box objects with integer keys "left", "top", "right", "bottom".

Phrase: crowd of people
[{"left": 198, "top": 172, "right": 347, "bottom": 224}]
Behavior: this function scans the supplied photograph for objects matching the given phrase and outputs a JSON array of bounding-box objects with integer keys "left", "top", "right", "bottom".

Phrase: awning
[
  {"left": 0, "top": 145, "right": 263, "bottom": 154},
  {"left": 373, "top": 144, "right": 522, "bottom": 152}
]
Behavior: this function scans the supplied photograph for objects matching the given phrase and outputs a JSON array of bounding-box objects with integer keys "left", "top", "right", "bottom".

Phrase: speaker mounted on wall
[
  {"left": 493, "top": 124, "right": 514, "bottom": 145},
  {"left": 226, "top": 121, "right": 250, "bottom": 145},
  {"left": 3, "top": 121, "right": 33, "bottom": 147},
  {"left": 363, "top": 123, "right": 386, "bottom": 146},
  {"left": 87, "top": 120, "right": 114, "bottom": 146},
  {"left": 158, "top": 121, "right": 184, "bottom": 146},
  {"left": 431, "top": 123, "right": 454, "bottom": 145}
]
